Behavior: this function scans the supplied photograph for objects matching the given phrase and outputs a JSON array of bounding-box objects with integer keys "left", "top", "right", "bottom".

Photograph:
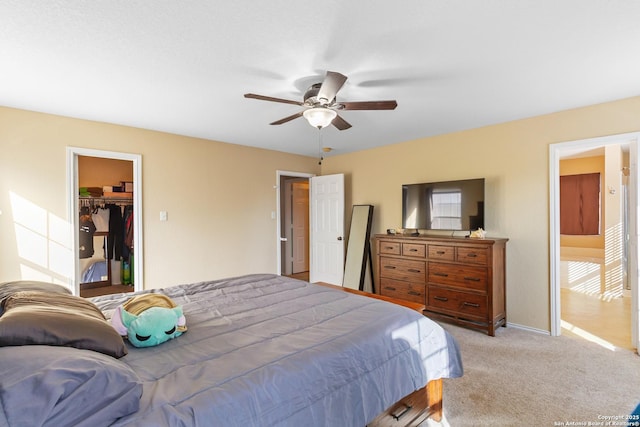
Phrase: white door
[{"left": 309, "top": 174, "right": 345, "bottom": 285}]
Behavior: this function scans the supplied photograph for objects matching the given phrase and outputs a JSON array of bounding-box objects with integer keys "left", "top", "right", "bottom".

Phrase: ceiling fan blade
[
  {"left": 244, "top": 93, "right": 304, "bottom": 107},
  {"left": 339, "top": 100, "right": 398, "bottom": 110},
  {"left": 317, "top": 71, "right": 347, "bottom": 105},
  {"left": 270, "top": 111, "right": 304, "bottom": 125},
  {"left": 332, "top": 114, "right": 352, "bottom": 131}
]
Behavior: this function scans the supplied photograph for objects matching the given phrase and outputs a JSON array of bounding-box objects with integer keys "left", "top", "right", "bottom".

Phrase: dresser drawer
[
  {"left": 402, "top": 243, "right": 426, "bottom": 258},
  {"left": 379, "top": 241, "right": 401, "bottom": 255},
  {"left": 456, "top": 247, "right": 488, "bottom": 265},
  {"left": 428, "top": 286, "right": 488, "bottom": 318},
  {"left": 380, "top": 278, "right": 425, "bottom": 304},
  {"left": 380, "top": 257, "right": 426, "bottom": 282},
  {"left": 428, "top": 245, "right": 454, "bottom": 261},
  {"left": 428, "top": 262, "right": 487, "bottom": 291}
]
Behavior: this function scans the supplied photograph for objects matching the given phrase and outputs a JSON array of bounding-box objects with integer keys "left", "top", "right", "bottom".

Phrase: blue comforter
[{"left": 88, "top": 274, "right": 463, "bottom": 426}]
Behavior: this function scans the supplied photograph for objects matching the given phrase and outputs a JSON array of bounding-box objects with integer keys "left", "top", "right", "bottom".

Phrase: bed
[{"left": 0, "top": 274, "right": 463, "bottom": 427}]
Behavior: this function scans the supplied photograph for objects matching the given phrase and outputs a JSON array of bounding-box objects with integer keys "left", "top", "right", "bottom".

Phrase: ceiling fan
[{"left": 244, "top": 71, "right": 398, "bottom": 130}]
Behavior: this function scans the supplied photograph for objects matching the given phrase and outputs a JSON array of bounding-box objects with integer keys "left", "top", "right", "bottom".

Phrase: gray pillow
[
  {"left": 0, "top": 345, "right": 142, "bottom": 427},
  {"left": 0, "top": 280, "right": 71, "bottom": 315},
  {"left": 0, "top": 290, "right": 127, "bottom": 358}
]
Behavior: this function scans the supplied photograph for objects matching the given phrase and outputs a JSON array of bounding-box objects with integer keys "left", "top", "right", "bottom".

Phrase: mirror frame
[{"left": 343, "top": 205, "right": 374, "bottom": 291}]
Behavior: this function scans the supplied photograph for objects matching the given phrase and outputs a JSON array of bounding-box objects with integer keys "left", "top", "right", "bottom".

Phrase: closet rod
[{"left": 79, "top": 196, "right": 133, "bottom": 206}]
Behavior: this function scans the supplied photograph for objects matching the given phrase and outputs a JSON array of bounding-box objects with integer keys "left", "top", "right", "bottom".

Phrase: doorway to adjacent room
[
  {"left": 277, "top": 171, "right": 313, "bottom": 282},
  {"left": 276, "top": 171, "right": 345, "bottom": 286},
  {"left": 280, "top": 176, "right": 310, "bottom": 279},
  {"left": 550, "top": 132, "right": 639, "bottom": 351}
]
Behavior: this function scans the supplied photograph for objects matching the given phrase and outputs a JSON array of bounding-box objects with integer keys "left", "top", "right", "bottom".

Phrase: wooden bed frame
[{"left": 316, "top": 283, "right": 444, "bottom": 426}]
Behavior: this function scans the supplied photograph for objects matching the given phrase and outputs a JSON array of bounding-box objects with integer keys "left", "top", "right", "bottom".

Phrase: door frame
[
  {"left": 67, "top": 147, "right": 143, "bottom": 295},
  {"left": 276, "top": 170, "right": 314, "bottom": 276},
  {"left": 549, "top": 132, "right": 639, "bottom": 348},
  {"left": 290, "top": 179, "right": 310, "bottom": 274}
]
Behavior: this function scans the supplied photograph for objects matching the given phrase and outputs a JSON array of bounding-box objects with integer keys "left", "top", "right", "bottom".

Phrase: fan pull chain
[{"left": 317, "top": 129, "right": 324, "bottom": 165}]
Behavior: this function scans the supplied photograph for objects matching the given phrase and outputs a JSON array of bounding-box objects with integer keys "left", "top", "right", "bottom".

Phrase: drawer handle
[
  {"left": 391, "top": 403, "right": 412, "bottom": 421},
  {"left": 434, "top": 296, "right": 448, "bottom": 302},
  {"left": 433, "top": 272, "right": 449, "bottom": 277},
  {"left": 408, "top": 248, "right": 418, "bottom": 252},
  {"left": 385, "top": 246, "right": 395, "bottom": 250},
  {"left": 436, "top": 251, "right": 446, "bottom": 255},
  {"left": 408, "top": 291, "right": 421, "bottom": 296},
  {"left": 463, "top": 302, "right": 480, "bottom": 308},
  {"left": 466, "top": 253, "right": 478, "bottom": 258},
  {"left": 407, "top": 269, "right": 421, "bottom": 273},
  {"left": 464, "top": 277, "right": 481, "bottom": 282},
  {"left": 384, "top": 286, "right": 397, "bottom": 291},
  {"left": 384, "top": 265, "right": 397, "bottom": 270}
]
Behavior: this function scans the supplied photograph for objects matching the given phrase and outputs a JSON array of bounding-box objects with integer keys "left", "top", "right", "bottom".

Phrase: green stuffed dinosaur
[{"left": 111, "top": 294, "right": 187, "bottom": 347}]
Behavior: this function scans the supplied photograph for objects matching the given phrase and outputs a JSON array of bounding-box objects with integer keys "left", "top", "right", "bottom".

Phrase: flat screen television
[{"left": 402, "top": 178, "right": 485, "bottom": 231}]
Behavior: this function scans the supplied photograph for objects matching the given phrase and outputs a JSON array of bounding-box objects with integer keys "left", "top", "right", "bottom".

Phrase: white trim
[
  {"left": 629, "top": 141, "right": 639, "bottom": 349},
  {"left": 66, "top": 149, "right": 79, "bottom": 291},
  {"left": 67, "top": 147, "right": 143, "bottom": 295},
  {"left": 549, "top": 132, "right": 639, "bottom": 349},
  {"left": 549, "top": 144, "right": 561, "bottom": 336},
  {"left": 275, "top": 170, "right": 315, "bottom": 275},
  {"left": 506, "top": 322, "right": 551, "bottom": 336}
]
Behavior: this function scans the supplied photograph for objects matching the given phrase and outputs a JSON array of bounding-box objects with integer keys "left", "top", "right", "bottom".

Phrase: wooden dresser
[{"left": 374, "top": 234, "right": 508, "bottom": 336}]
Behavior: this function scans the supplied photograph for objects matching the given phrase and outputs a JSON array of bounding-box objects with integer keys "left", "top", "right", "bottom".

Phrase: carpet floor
[{"left": 423, "top": 322, "right": 640, "bottom": 426}]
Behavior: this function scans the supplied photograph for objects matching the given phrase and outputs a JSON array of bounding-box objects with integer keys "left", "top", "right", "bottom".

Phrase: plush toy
[
  {"left": 111, "top": 294, "right": 187, "bottom": 348},
  {"left": 469, "top": 228, "right": 487, "bottom": 239}
]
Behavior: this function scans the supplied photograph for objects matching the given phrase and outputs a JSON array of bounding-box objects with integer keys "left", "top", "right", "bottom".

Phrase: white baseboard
[{"left": 505, "top": 322, "right": 550, "bottom": 335}]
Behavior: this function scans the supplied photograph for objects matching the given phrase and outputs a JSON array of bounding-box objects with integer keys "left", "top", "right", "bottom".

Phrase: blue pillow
[{"left": 0, "top": 345, "right": 142, "bottom": 426}]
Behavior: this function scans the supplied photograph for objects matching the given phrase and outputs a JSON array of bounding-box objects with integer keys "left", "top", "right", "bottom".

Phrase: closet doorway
[{"left": 67, "top": 147, "right": 143, "bottom": 297}]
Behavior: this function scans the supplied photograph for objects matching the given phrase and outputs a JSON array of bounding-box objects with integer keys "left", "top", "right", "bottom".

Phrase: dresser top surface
[{"left": 374, "top": 234, "right": 508, "bottom": 245}]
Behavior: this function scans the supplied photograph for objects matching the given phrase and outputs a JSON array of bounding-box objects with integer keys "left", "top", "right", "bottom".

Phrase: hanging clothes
[
  {"left": 91, "top": 207, "right": 110, "bottom": 232},
  {"left": 79, "top": 206, "right": 96, "bottom": 259},
  {"left": 106, "top": 204, "right": 124, "bottom": 260},
  {"left": 123, "top": 205, "right": 134, "bottom": 252}
]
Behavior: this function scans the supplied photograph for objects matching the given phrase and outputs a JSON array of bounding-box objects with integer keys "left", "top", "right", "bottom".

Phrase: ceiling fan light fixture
[{"left": 303, "top": 107, "right": 337, "bottom": 129}]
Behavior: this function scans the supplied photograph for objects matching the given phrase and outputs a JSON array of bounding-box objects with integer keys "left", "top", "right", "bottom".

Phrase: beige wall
[
  {"left": 322, "top": 96, "right": 640, "bottom": 331},
  {"left": 0, "top": 107, "right": 320, "bottom": 288},
  {"left": 2, "top": 96, "right": 640, "bottom": 332},
  {"left": 78, "top": 156, "right": 133, "bottom": 188}
]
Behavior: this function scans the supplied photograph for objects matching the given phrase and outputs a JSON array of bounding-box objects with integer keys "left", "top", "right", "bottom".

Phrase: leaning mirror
[{"left": 343, "top": 205, "right": 374, "bottom": 291}]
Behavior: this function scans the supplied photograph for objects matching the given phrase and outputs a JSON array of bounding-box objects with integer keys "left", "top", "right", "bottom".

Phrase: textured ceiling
[{"left": 2, "top": 1, "right": 640, "bottom": 157}]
